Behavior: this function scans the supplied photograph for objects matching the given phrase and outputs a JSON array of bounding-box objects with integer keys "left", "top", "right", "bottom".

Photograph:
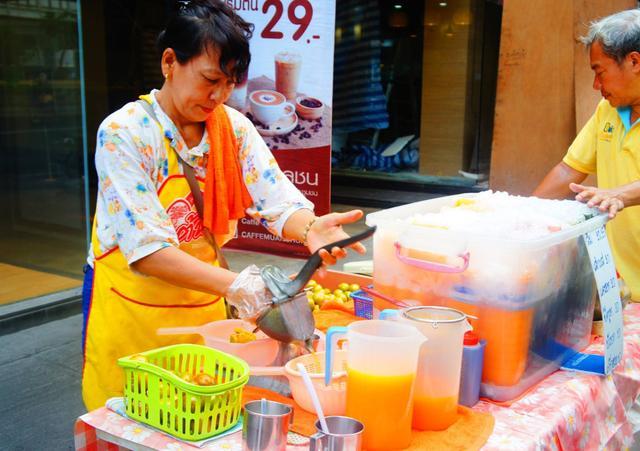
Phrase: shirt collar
[
  {"left": 616, "top": 106, "right": 639, "bottom": 132},
  {"left": 149, "top": 90, "right": 210, "bottom": 159}
]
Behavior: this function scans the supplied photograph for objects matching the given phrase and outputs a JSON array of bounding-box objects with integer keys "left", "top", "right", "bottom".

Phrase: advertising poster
[{"left": 224, "top": 0, "right": 336, "bottom": 257}]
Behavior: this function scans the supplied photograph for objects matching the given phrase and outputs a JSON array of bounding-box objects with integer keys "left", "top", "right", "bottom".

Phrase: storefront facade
[{"left": 0, "top": 0, "right": 629, "bottom": 307}]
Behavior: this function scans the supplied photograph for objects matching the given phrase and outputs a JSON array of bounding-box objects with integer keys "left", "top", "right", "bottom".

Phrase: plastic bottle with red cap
[{"left": 459, "top": 331, "right": 486, "bottom": 407}]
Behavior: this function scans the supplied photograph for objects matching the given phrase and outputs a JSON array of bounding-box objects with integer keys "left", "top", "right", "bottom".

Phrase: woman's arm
[
  {"left": 130, "top": 246, "right": 236, "bottom": 296},
  {"left": 131, "top": 247, "right": 271, "bottom": 318}
]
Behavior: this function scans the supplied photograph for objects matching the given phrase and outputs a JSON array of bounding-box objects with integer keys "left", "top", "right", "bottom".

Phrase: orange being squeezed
[
  {"left": 413, "top": 394, "right": 459, "bottom": 430},
  {"left": 345, "top": 367, "right": 415, "bottom": 450}
]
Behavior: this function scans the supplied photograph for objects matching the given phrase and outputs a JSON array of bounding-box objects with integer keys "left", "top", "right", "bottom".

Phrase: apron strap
[{"left": 136, "top": 99, "right": 230, "bottom": 270}]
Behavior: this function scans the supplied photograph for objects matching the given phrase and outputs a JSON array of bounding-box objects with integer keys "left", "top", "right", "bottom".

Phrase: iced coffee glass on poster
[{"left": 275, "top": 51, "right": 302, "bottom": 100}]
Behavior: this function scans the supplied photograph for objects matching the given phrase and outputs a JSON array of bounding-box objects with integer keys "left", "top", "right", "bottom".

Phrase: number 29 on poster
[{"left": 261, "top": 0, "right": 314, "bottom": 41}]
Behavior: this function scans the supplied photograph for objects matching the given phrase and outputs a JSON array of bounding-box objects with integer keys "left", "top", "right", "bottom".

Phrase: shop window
[{"left": 332, "top": 0, "right": 501, "bottom": 187}]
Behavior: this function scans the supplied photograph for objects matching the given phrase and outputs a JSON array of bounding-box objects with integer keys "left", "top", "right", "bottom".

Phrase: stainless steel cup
[
  {"left": 309, "top": 416, "right": 364, "bottom": 451},
  {"left": 242, "top": 400, "right": 293, "bottom": 451}
]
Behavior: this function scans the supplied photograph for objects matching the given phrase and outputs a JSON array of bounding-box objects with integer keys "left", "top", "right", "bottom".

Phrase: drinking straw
[
  {"left": 361, "top": 286, "right": 411, "bottom": 308},
  {"left": 297, "top": 363, "right": 329, "bottom": 433}
]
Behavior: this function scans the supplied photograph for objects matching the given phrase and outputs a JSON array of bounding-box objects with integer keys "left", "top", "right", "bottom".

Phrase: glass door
[{"left": 0, "top": 0, "right": 87, "bottom": 305}]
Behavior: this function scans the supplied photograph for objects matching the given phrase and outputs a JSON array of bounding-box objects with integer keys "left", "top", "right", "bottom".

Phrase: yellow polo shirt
[{"left": 564, "top": 99, "right": 640, "bottom": 301}]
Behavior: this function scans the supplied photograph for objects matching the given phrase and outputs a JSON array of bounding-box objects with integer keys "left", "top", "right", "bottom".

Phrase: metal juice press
[{"left": 255, "top": 226, "right": 377, "bottom": 350}]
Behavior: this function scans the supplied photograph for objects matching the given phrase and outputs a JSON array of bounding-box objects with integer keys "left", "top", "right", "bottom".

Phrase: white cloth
[{"left": 105, "top": 397, "right": 243, "bottom": 447}]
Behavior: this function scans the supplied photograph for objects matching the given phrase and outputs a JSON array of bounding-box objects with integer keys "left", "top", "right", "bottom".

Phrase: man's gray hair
[{"left": 581, "top": 9, "right": 640, "bottom": 63}]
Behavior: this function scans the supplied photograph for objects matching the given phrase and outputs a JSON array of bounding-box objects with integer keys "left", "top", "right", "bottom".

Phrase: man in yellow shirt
[{"left": 534, "top": 9, "right": 640, "bottom": 301}]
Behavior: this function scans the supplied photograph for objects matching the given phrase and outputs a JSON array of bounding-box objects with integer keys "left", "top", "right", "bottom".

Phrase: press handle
[
  {"left": 361, "top": 286, "right": 411, "bottom": 308},
  {"left": 394, "top": 241, "right": 470, "bottom": 273},
  {"left": 288, "top": 226, "right": 378, "bottom": 297}
]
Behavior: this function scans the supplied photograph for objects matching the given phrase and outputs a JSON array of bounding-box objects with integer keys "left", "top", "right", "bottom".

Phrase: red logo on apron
[{"left": 166, "top": 194, "right": 204, "bottom": 243}]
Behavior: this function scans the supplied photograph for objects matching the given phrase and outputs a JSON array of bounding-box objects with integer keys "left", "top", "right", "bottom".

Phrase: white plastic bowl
[
  {"left": 157, "top": 319, "right": 280, "bottom": 366},
  {"left": 250, "top": 350, "right": 347, "bottom": 416}
]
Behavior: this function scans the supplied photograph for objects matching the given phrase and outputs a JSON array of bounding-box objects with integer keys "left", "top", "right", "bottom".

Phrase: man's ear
[{"left": 627, "top": 51, "right": 640, "bottom": 72}]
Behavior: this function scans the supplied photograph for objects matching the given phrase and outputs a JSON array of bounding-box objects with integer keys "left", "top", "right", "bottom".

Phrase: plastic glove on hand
[
  {"left": 260, "top": 264, "right": 294, "bottom": 302},
  {"left": 226, "top": 265, "right": 273, "bottom": 320}
]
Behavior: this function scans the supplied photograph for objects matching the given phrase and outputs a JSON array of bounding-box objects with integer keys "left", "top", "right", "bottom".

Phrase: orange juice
[
  {"left": 345, "top": 367, "right": 415, "bottom": 450},
  {"left": 478, "top": 305, "right": 533, "bottom": 386},
  {"left": 412, "top": 395, "right": 458, "bottom": 430}
]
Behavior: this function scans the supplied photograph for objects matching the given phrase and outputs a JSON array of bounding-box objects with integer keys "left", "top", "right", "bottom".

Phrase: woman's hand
[
  {"left": 225, "top": 265, "right": 272, "bottom": 320},
  {"left": 570, "top": 183, "right": 625, "bottom": 219},
  {"left": 306, "top": 209, "right": 367, "bottom": 266}
]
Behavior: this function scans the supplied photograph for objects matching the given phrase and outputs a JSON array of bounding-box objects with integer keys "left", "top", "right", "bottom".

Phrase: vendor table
[{"left": 74, "top": 305, "right": 640, "bottom": 451}]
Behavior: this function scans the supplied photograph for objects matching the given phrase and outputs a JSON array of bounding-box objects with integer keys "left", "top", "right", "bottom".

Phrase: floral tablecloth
[{"left": 74, "top": 305, "right": 640, "bottom": 451}]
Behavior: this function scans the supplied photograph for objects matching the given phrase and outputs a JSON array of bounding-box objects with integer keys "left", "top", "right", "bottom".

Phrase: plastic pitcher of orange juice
[
  {"left": 325, "top": 320, "right": 426, "bottom": 450},
  {"left": 381, "top": 306, "right": 472, "bottom": 431}
]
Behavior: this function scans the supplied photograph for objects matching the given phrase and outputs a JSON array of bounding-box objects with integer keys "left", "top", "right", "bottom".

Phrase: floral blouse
[{"left": 89, "top": 90, "right": 313, "bottom": 265}]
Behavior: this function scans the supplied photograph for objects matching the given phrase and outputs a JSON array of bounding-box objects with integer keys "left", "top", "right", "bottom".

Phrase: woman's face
[{"left": 164, "top": 47, "right": 236, "bottom": 123}]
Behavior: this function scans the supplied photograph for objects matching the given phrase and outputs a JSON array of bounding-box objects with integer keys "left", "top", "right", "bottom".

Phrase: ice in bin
[{"left": 366, "top": 192, "right": 607, "bottom": 401}]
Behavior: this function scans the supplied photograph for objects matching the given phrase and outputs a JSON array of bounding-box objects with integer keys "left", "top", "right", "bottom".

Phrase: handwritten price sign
[{"left": 583, "top": 225, "right": 624, "bottom": 373}]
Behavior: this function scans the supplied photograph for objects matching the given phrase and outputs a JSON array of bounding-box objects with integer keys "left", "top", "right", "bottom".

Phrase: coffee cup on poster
[
  {"left": 275, "top": 51, "right": 302, "bottom": 101},
  {"left": 249, "top": 89, "right": 296, "bottom": 126}
]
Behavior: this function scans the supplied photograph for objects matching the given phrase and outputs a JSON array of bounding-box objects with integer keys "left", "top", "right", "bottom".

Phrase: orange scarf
[{"left": 204, "top": 106, "right": 252, "bottom": 234}]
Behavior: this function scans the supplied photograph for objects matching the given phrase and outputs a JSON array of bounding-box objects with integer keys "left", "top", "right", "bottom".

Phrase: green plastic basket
[{"left": 117, "top": 344, "right": 250, "bottom": 440}]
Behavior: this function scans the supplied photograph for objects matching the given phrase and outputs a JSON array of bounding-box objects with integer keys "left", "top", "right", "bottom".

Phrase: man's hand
[
  {"left": 306, "top": 209, "right": 367, "bottom": 266},
  {"left": 570, "top": 183, "right": 625, "bottom": 218}
]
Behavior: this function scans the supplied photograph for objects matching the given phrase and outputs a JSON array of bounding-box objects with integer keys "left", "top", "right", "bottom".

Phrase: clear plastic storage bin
[{"left": 366, "top": 194, "right": 606, "bottom": 401}]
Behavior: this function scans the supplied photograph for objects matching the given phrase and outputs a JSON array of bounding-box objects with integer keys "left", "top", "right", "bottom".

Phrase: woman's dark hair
[{"left": 157, "top": 0, "right": 253, "bottom": 83}]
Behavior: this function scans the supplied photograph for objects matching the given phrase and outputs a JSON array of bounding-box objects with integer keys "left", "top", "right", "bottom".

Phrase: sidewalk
[{"left": 0, "top": 204, "right": 376, "bottom": 450}]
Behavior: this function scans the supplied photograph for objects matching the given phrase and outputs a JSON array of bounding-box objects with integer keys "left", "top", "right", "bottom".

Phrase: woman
[{"left": 82, "top": 0, "right": 366, "bottom": 411}]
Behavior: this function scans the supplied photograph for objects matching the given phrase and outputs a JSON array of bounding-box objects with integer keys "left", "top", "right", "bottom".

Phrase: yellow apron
[{"left": 82, "top": 101, "right": 235, "bottom": 411}]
